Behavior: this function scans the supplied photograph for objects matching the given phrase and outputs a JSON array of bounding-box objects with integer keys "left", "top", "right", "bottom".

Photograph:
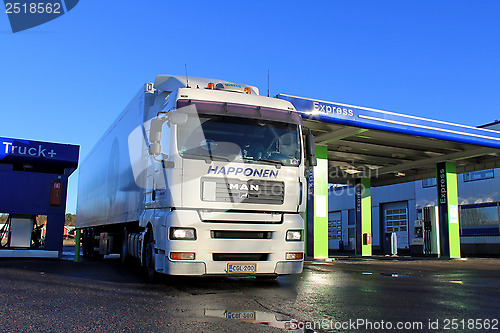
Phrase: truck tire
[
  {"left": 120, "top": 227, "right": 129, "bottom": 264},
  {"left": 143, "top": 229, "right": 158, "bottom": 282}
]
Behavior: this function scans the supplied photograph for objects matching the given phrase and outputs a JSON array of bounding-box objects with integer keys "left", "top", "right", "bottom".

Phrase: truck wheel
[
  {"left": 120, "top": 227, "right": 129, "bottom": 264},
  {"left": 144, "top": 230, "right": 157, "bottom": 282}
]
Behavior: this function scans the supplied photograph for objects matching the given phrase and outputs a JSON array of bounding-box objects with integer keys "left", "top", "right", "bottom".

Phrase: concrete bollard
[{"left": 391, "top": 232, "right": 398, "bottom": 256}]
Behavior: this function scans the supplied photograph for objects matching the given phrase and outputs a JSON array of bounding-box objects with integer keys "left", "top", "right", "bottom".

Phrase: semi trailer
[{"left": 76, "top": 75, "right": 316, "bottom": 278}]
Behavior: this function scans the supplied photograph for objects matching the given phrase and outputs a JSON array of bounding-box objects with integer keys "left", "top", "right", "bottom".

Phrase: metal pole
[{"left": 74, "top": 229, "right": 81, "bottom": 262}]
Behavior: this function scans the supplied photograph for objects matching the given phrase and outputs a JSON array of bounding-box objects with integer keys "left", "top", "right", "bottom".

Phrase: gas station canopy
[{"left": 277, "top": 94, "right": 500, "bottom": 186}]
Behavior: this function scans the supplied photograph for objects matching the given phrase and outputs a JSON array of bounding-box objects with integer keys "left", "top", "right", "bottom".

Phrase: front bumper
[{"left": 153, "top": 209, "right": 304, "bottom": 276}]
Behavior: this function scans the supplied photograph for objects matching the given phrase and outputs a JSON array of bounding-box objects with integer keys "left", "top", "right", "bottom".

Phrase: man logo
[
  {"left": 229, "top": 183, "right": 259, "bottom": 192},
  {"left": 229, "top": 183, "right": 258, "bottom": 200},
  {"left": 4, "top": 0, "right": 79, "bottom": 33}
]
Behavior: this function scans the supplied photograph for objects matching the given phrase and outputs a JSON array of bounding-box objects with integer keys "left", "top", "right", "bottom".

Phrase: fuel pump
[
  {"left": 0, "top": 214, "right": 42, "bottom": 248},
  {"left": 423, "top": 206, "right": 440, "bottom": 256},
  {"left": 412, "top": 208, "right": 424, "bottom": 255}
]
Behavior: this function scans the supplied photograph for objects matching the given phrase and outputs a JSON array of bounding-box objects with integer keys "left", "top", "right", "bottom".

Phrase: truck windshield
[{"left": 177, "top": 115, "right": 301, "bottom": 167}]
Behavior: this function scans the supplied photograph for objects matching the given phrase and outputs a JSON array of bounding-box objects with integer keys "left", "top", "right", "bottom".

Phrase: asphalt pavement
[{"left": 0, "top": 249, "right": 499, "bottom": 332}]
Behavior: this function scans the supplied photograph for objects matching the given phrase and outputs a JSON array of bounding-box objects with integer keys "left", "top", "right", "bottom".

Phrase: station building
[
  {"left": 327, "top": 121, "right": 500, "bottom": 256},
  {"left": 0, "top": 137, "right": 79, "bottom": 257},
  {"left": 276, "top": 94, "right": 500, "bottom": 259}
]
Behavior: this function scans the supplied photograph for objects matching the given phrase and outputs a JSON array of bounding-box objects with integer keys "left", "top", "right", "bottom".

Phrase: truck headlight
[
  {"left": 170, "top": 227, "right": 197, "bottom": 240},
  {"left": 286, "top": 230, "right": 303, "bottom": 241}
]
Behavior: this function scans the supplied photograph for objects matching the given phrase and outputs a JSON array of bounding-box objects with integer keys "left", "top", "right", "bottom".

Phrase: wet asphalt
[{"left": 0, "top": 249, "right": 499, "bottom": 332}]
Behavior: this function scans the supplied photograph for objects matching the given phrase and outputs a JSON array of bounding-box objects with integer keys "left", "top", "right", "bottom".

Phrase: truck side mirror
[
  {"left": 305, "top": 134, "right": 317, "bottom": 166},
  {"left": 170, "top": 112, "right": 188, "bottom": 125},
  {"left": 149, "top": 117, "right": 165, "bottom": 156},
  {"left": 150, "top": 118, "right": 164, "bottom": 144},
  {"left": 148, "top": 111, "right": 187, "bottom": 156},
  {"left": 149, "top": 142, "right": 162, "bottom": 156},
  {"left": 305, "top": 134, "right": 316, "bottom": 157}
]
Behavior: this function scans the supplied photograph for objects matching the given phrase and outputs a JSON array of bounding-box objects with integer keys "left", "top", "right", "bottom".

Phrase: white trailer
[{"left": 76, "top": 75, "right": 316, "bottom": 278}]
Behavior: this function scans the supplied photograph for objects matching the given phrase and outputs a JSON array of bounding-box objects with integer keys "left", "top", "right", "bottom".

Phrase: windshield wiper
[
  {"left": 244, "top": 157, "right": 283, "bottom": 168},
  {"left": 181, "top": 152, "right": 231, "bottom": 163}
]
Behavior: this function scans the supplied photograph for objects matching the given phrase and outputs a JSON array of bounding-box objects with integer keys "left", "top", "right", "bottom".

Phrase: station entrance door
[{"left": 382, "top": 201, "right": 409, "bottom": 251}]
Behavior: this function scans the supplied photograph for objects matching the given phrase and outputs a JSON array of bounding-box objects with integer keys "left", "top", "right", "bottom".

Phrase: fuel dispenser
[
  {"left": 423, "top": 206, "right": 440, "bottom": 256},
  {"left": 0, "top": 214, "right": 42, "bottom": 248},
  {"left": 411, "top": 211, "right": 424, "bottom": 255}
]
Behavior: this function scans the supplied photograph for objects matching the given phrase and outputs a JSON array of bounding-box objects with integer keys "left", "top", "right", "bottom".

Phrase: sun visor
[{"left": 176, "top": 99, "right": 303, "bottom": 126}]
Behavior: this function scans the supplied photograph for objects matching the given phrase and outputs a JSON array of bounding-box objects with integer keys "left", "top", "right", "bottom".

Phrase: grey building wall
[
  {"left": 329, "top": 169, "right": 500, "bottom": 253},
  {"left": 329, "top": 182, "right": 416, "bottom": 249},
  {"left": 328, "top": 122, "right": 500, "bottom": 254}
]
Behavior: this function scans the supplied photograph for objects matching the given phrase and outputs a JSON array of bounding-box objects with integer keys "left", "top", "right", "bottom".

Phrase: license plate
[
  {"left": 227, "top": 263, "right": 256, "bottom": 273},
  {"left": 226, "top": 310, "right": 256, "bottom": 321}
]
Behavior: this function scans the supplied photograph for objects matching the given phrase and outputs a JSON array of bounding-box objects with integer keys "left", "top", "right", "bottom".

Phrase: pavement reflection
[{"left": 204, "top": 308, "right": 304, "bottom": 332}]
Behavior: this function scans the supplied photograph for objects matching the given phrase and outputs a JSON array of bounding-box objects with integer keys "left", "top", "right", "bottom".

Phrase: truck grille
[
  {"left": 202, "top": 178, "right": 284, "bottom": 204},
  {"left": 212, "top": 253, "right": 269, "bottom": 261},
  {"left": 211, "top": 230, "right": 272, "bottom": 239}
]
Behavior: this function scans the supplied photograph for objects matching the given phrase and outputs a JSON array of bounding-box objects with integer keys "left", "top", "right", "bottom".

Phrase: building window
[
  {"left": 463, "top": 169, "right": 494, "bottom": 182},
  {"left": 459, "top": 203, "right": 500, "bottom": 236},
  {"left": 422, "top": 178, "right": 437, "bottom": 188}
]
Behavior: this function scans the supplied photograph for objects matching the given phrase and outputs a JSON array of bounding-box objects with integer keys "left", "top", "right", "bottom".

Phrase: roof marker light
[
  {"left": 244, "top": 87, "right": 251, "bottom": 94},
  {"left": 207, "top": 82, "right": 215, "bottom": 90}
]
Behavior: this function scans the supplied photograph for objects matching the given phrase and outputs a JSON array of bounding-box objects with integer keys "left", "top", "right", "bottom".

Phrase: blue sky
[{"left": 1, "top": 1, "right": 500, "bottom": 213}]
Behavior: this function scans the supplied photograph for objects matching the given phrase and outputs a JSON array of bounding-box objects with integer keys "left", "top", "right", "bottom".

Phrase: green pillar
[
  {"left": 355, "top": 178, "right": 372, "bottom": 256},
  {"left": 313, "top": 145, "right": 329, "bottom": 259},
  {"left": 74, "top": 229, "right": 81, "bottom": 262},
  {"left": 437, "top": 162, "right": 461, "bottom": 258}
]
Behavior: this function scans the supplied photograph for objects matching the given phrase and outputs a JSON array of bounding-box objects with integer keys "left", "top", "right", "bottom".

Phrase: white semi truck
[{"left": 76, "top": 75, "right": 316, "bottom": 279}]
